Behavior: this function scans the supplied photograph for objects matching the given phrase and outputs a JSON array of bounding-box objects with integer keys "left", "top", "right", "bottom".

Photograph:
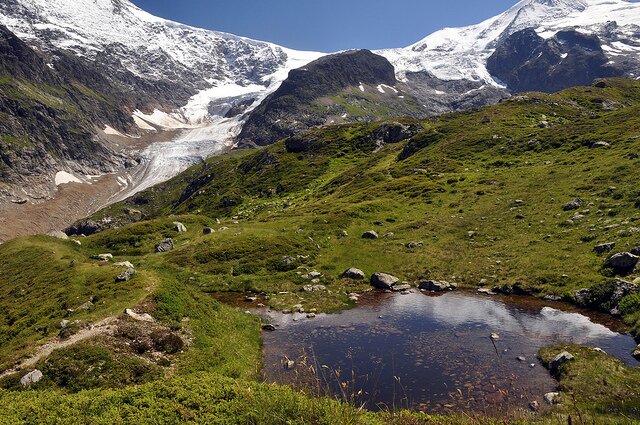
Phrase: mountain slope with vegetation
[{"left": 1, "top": 78, "right": 640, "bottom": 424}]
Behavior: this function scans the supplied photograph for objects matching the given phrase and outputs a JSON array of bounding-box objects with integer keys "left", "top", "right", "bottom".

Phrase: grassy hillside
[{"left": 2, "top": 78, "right": 640, "bottom": 423}]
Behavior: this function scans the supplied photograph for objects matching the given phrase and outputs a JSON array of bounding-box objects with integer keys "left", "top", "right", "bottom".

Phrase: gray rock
[
  {"left": 262, "top": 324, "right": 276, "bottom": 331},
  {"left": 392, "top": 284, "right": 412, "bottom": 292},
  {"left": 594, "top": 243, "right": 616, "bottom": 254},
  {"left": 544, "top": 392, "right": 560, "bottom": 405},
  {"left": 604, "top": 252, "right": 639, "bottom": 276},
  {"left": 116, "top": 268, "right": 136, "bottom": 282},
  {"left": 418, "top": 280, "right": 457, "bottom": 292},
  {"left": 282, "top": 256, "right": 297, "bottom": 265},
  {"left": 92, "top": 253, "right": 113, "bottom": 261},
  {"left": 77, "top": 301, "right": 94, "bottom": 310},
  {"left": 342, "top": 268, "right": 365, "bottom": 280},
  {"left": 173, "top": 222, "right": 187, "bottom": 232},
  {"left": 478, "top": 288, "right": 497, "bottom": 295},
  {"left": 529, "top": 401, "right": 540, "bottom": 412},
  {"left": 633, "top": 345, "right": 640, "bottom": 361},
  {"left": 125, "top": 309, "right": 154, "bottom": 322},
  {"left": 20, "top": 370, "right": 43, "bottom": 387},
  {"left": 47, "top": 230, "right": 69, "bottom": 240},
  {"left": 203, "top": 227, "right": 215, "bottom": 235},
  {"left": 284, "top": 359, "right": 295, "bottom": 370},
  {"left": 383, "top": 232, "right": 395, "bottom": 238},
  {"left": 550, "top": 351, "right": 575, "bottom": 371},
  {"left": 371, "top": 272, "right": 399, "bottom": 289},
  {"left": 591, "top": 141, "right": 610, "bottom": 149},
  {"left": 406, "top": 241, "right": 424, "bottom": 249},
  {"left": 517, "top": 356, "right": 526, "bottom": 362},
  {"left": 573, "top": 288, "right": 591, "bottom": 305},
  {"left": 308, "top": 271, "right": 322, "bottom": 279},
  {"left": 114, "top": 261, "right": 134, "bottom": 269},
  {"left": 155, "top": 238, "right": 174, "bottom": 253},
  {"left": 302, "top": 285, "right": 326, "bottom": 292},
  {"left": 362, "top": 231, "right": 379, "bottom": 239},
  {"left": 59, "top": 320, "right": 70, "bottom": 328},
  {"left": 563, "top": 198, "right": 583, "bottom": 211},
  {"left": 490, "top": 333, "right": 500, "bottom": 340},
  {"left": 245, "top": 296, "right": 258, "bottom": 302}
]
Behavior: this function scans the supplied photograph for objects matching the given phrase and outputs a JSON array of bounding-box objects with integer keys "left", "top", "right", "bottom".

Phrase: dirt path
[{"left": 0, "top": 316, "right": 119, "bottom": 379}]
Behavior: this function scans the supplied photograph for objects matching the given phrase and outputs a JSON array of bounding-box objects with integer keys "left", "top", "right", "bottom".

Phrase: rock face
[
  {"left": 236, "top": 50, "right": 425, "bottom": 148},
  {"left": 371, "top": 272, "right": 399, "bottom": 289},
  {"left": 604, "top": 252, "right": 639, "bottom": 276},
  {"left": 20, "top": 369, "right": 43, "bottom": 387},
  {"left": 418, "top": 280, "right": 457, "bottom": 292},
  {"left": 487, "top": 29, "right": 625, "bottom": 94},
  {"left": 342, "top": 268, "right": 366, "bottom": 280}
]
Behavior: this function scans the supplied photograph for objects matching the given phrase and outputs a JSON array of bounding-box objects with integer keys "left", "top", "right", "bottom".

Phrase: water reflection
[{"left": 261, "top": 291, "right": 637, "bottom": 414}]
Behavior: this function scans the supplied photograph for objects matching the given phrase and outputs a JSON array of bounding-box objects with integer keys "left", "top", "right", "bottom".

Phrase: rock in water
[
  {"left": 418, "top": 280, "right": 457, "bottom": 292},
  {"left": 342, "top": 268, "right": 366, "bottom": 280},
  {"left": 370, "top": 272, "right": 399, "bottom": 289},
  {"left": 20, "top": 370, "right": 43, "bottom": 387},
  {"left": 155, "top": 238, "right": 174, "bottom": 253}
]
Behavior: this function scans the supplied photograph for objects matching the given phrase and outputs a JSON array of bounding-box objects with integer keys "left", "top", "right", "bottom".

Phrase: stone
[
  {"left": 633, "top": 345, "right": 640, "bottom": 361},
  {"left": 308, "top": 271, "right": 322, "bottom": 279},
  {"left": 418, "top": 280, "right": 457, "bottom": 292},
  {"left": 302, "top": 285, "right": 326, "bottom": 292},
  {"left": 92, "top": 253, "right": 113, "bottom": 261},
  {"left": 550, "top": 351, "right": 575, "bottom": 371},
  {"left": 594, "top": 243, "right": 616, "bottom": 254},
  {"left": 77, "top": 301, "right": 94, "bottom": 310},
  {"left": 517, "top": 356, "right": 526, "bottom": 362},
  {"left": 282, "top": 256, "right": 297, "bottom": 265},
  {"left": 406, "top": 241, "right": 424, "bottom": 249},
  {"left": 124, "top": 309, "right": 154, "bottom": 322},
  {"left": 529, "top": 401, "right": 540, "bottom": 412},
  {"left": 116, "top": 268, "right": 136, "bottom": 282},
  {"left": 591, "top": 141, "right": 610, "bottom": 149},
  {"left": 573, "top": 288, "right": 591, "bottom": 306},
  {"left": 544, "top": 392, "right": 560, "bottom": 405},
  {"left": 342, "top": 268, "right": 365, "bottom": 280},
  {"left": 114, "top": 261, "right": 135, "bottom": 269},
  {"left": 563, "top": 198, "right": 583, "bottom": 211},
  {"left": 72, "top": 240, "right": 82, "bottom": 246},
  {"left": 262, "top": 324, "right": 276, "bottom": 331},
  {"left": 604, "top": 252, "right": 639, "bottom": 276},
  {"left": 392, "top": 284, "right": 412, "bottom": 292},
  {"left": 155, "top": 238, "right": 174, "bottom": 253},
  {"left": 284, "top": 360, "right": 295, "bottom": 370},
  {"left": 383, "top": 232, "right": 395, "bottom": 238},
  {"left": 370, "top": 273, "right": 399, "bottom": 289},
  {"left": 490, "top": 333, "right": 500, "bottom": 340},
  {"left": 20, "top": 370, "right": 43, "bottom": 387},
  {"left": 203, "top": 227, "right": 215, "bottom": 235},
  {"left": 245, "top": 296, "right": 258, "bottom": 302},
  {"left": 173, "top": 221, "right": 187, "bottom": 232},
  {"left": 306, "top": 313, "right": 316, "bottom": 318},
  {"left": 47, "top": 230, "right": 68, "bottom": 240},
  {"left": 362, "top": 231, "right": 379, "bottom": 239},
  {"left": 59, "top": 320, "right": 70, "bottom": 328},
  {"left": 478, "top": 288, "right": 497, "bottom": 295}
]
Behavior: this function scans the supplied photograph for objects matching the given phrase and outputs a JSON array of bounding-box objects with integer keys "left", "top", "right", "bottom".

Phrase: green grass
[{"left": 2, "top": 78, "right": 640, "bottom": 423}]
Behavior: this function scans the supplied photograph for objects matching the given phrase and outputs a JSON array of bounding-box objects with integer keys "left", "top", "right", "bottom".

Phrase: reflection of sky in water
[{"left": 263, "top": 292, "right": 638, "bottom": 413}]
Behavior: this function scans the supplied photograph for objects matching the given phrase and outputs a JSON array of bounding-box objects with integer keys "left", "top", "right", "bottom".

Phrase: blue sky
[{"left": 130, "top": 0, "right": 522, "bottom": 52}]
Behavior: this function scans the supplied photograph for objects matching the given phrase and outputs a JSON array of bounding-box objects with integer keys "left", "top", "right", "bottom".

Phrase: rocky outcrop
[
  {"left": 236, "top": 50, "right": 425, "bottom": 148},
  {"left": 487, "top": 29, "right": 626, "bottom": 94}
]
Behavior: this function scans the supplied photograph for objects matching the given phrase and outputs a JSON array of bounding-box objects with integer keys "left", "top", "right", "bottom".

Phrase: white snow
[
  {"left": 378, "top": 0, "right": 640, "bottom": 85},
  {"left": 55, "top": 171, "right": 82, "bottom": 185},
  {"left": 133, "top": 115, "right": 157, "bottom": 131},
  {"left": 377, "top": 85, "right": 386, "bottom": 94},
  {"left": 104, "top": 125, "right": 125, "bottom": 137}
]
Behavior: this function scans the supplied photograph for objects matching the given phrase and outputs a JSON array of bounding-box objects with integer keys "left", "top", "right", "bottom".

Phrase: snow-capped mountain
[
  {"left": 380, "top": 0, "right": 640, "bottom": 85},
  {"left": 0, "top": 0, "right": 322, "bottom": 124}
]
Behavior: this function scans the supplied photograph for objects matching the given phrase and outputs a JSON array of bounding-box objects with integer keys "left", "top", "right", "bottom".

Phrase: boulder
[
  {"left": 594, "top": 243, "right": 616, "bottom": 254},
  {"left": 65, "top": 220, "right": 102, "bottom": 236},
  {"left": 114, "top": 261, "right": 134, "bottom": 269},
  {"left": 342, "top": 268, "right": 365, "bottom": 280},
  {"left": 262, "top": 324, "right": 276, "bottom": 331},
  {"left": 203, "top": 227, "right": 215, "bottom": 235},
  {"left": 419, "top": 280, "right": 457, "bottom": 292},
  {"left": 550, "top": 351, "right": 575, "bottom": 372},
  {"left": 362, "top": 231, "right": 379, "bottom": 239},
  {"left": 406, "top": 241, "right": 424, "bottom": 249},
  {"left": 392, "top": 284, "right": 412, "bottom": 292},
  {"left": 544, "top": 392, "right": 560, "bottom": 405},
  {"left": 47, "top": 230, "right": 69, "bottom": 240},
  {"left": 371, "top": 272, "right": 399, "bottom": 289},
  {"left": 116, "top": 268, "right": 136, "bottom": 282},
  {"left": 125, "top": 309, "right": 154, "bottom": 322},
  {"left": 173, "top": 222, "right": 187, "bottom": 232},
  {"left": 563, "top": 198, "right": 583, "bottom": 211},
  {"left": 604, "top": 252, "right": 639, "bottom": 276},
  {"left": 591, "top": 141, "right": 610, "bottom": 149},
  {"left": 92, "top": 253, "right": 113, "bottom": 261},
  {"left": 155, "top": 238, "right": 174, "bottom": 253},
  {"left": 20, "top": 370, "right": 43, "bottom": 387}
]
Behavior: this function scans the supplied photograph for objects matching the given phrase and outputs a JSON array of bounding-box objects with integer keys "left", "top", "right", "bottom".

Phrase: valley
[{"left": 1, "top": 0, "right": 640, "bottom": 424}]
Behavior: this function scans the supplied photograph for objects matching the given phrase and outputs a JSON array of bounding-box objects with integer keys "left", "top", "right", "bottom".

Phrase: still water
[{"left": 259, "top": 291, "right": 638, "bottom": 414}]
